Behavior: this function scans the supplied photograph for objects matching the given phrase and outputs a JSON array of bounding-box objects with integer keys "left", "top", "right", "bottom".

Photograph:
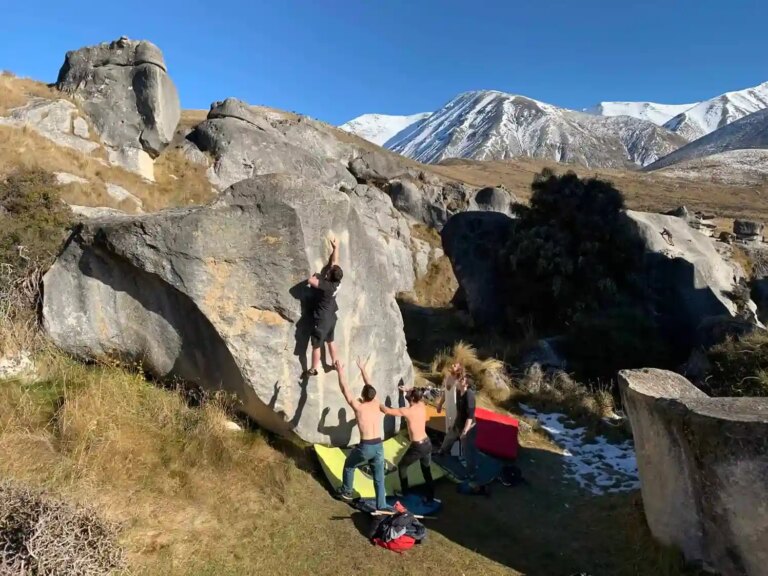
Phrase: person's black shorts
[{"left": 311, "top": 314, "right": 336, "bottom": 347}]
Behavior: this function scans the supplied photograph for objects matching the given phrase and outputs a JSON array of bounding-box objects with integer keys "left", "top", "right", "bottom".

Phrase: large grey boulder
[
  {"left": 344, "top": 184, "right": 415, "bottom": 293},
  {"left": 42, "top": 174, "right": 412, "bottom": 445},
  {"left": 441, "top": 211, "right": 516, "bottom": 329},
  {"left": 56, "top": 37, "right": 181, "bottom": 180},
  {"left": 624, "top": 210, "right": 747, "bottom": 352},
  {"left": 469, "top": 186, "right": 516, "bottom": 215},
  {"left": 387, "top": 177, "right": 475, "bottom": 229},
  {"left": 619, "top": 368, "right": 768, "bottom": 576},
  {"left": 734, "top": 219, "right": 764, "bottom": 244},
  {"left": 189, "top": 98, "right": 357, "bottom": 191}
]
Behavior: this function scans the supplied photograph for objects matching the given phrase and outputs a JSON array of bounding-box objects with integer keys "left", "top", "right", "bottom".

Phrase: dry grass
[
  {"left": 433, "top": 157, "right": 768, "bottom": 222},
  {"left": 0, "top": 351, "right": 297, "bottom": 575},
  {"left": 425, "top": 341, "right": 511, "bottom": 404},
  {"left": 0, "top": 125, "right": 213, "bottom": 212},
  {"left": 0, "top": 480, "right": 124, "bottom": 575},
  {"left": 0, "top": 72, "right": 57, "bottom": 116}
]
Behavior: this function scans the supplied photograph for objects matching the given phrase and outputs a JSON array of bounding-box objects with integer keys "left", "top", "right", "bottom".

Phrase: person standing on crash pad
[
  {"left": 305, "top": 237, "right": 342, "bottom": 377},
  {"left": 334, "top": 358, "right": 391, "bottom": 512},
  {"left": 437, "top": 372, "right": 477, "bottom": 478},
  {"left": 381, "top": 386, "right": 435, "bottom": 503}
]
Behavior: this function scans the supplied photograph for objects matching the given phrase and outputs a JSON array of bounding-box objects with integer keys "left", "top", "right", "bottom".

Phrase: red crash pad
[{"left": 475, "top": 407, "right": 519, "bottom": 461}]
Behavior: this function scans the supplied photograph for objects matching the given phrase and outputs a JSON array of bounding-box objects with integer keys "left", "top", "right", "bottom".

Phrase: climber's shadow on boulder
[{"left": 318, "top": 406, "right": 356, "bottom": 446}]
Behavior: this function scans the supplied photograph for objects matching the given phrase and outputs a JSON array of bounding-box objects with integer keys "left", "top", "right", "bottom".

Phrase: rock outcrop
[
  {"left": 189, "top": 98, "right": 356, "bottom": 191},
  {"left": 469, "top": 186, "right": 516, "bottom": 215},
  {"left": 387, "top": 177, "right": 475, "bottom": 229},
  {"left": 42, "top": 174, "right": 412, "bottom": 445},
  {"left": 619, "top": 368, "right": 768, "bottom": 576},
  {"left": 734, "top": 220, "right": 764, "bottom": 245},
  {"left": 0, "top": 99, "right": 99, "bottom": 155},
  {"left": 343, "top": 183, "right": 415, "bottom": 293},
  {"left": 56, "top": 37, "right": 181, "bottom": 180},
  {"left": 624, "top": 210, "right": 746, "bottom": 353},
  {"left": 441, "top": 211, "right": 516, "bottom": 329}
]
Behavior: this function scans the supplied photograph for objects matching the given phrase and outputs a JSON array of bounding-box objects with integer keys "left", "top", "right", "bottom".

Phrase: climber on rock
[{"left": 305, "top": 237, "right": 343, "bottom": 377}]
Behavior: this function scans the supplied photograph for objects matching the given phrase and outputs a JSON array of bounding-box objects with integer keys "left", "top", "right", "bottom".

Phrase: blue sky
[{"left": 1, "top": 0, "right": 765, "bottom": 125}]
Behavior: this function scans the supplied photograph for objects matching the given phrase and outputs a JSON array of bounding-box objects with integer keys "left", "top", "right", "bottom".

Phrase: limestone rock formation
[
  {"left": 469, "top": 186, "right": 516, "bottom": 215},
  {"left": 0, "top": 99, "right": 99, "bottom": 155},
  {"left": 441, "top": 211, "right": 516, "bottom": 329},
  {"left": 55, "top": 37, "right": 181, "bottom": 180},
  {"left": 619, "top": 368, "right": 768, "bottom": 576},
  {"left": 734, "top": 219, "right": 764, "bottom": 244},
  {"left": 343, "top": 183, "right": 415, "bottom": 293},
  {"left": 387, "top": 177, "right": 475, "bottom": 229},
  {"left": 42, "top": 174, "right": 412, "bottom": 445},
  {"left": 624, "top": 210, "right": 746, "bottom": 352},
  {"left": 189, "top": 98, "right": 356, "bottom": 191}
]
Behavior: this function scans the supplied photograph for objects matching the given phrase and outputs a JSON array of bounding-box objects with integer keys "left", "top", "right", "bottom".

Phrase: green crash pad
[{"left": 315, "top": 433, "right": 446, "bottom": 499}]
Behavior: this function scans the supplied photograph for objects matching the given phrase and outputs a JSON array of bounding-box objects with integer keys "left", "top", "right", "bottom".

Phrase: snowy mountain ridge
[
  {"left": 339, "top": 112, "right": 431, "bottom": 146},
  {"left": 585, "top": 101, "right": 698, "bottom": 127},
  {"left": 663, "top": 81, "right": 768, "bottom": 141},
  {"left": 384, "top": 90, "right": 686, "bottom": 169}
]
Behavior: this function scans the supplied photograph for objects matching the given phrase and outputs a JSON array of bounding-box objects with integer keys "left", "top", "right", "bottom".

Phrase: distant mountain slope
[
  {"left": 646, "top": 108, "right": 768, "bottom": 171},
  {"left": 386, "top": 90, "right": 686, "bottom": 169},
  {"left": 663, "top": 81, "right": 768, "bottom": 141},
  {"left": 586, "top": 101, "right": 697, "bottom": 127},
  {"left": 339, "top": 112, "right": 431, "bottom": 146},
  {"left": 654, "top": 149, "right": 768, "bottom": 186}
]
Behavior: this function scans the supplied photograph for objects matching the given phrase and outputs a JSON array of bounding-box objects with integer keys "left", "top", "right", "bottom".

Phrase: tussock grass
[
  {"left": 426, "top": 341, "right": 512, "bottom": 404},
  {"left": 0, "top": 352, "right": 295, "bottom": 574},
  {"left": 510, "top": 365, "right": 616, "bottom": 425},
  {"left": 0, "top": 72, "right": 57, "bottom": 116},
  {"left": 0, "top": 126, "right": 213, "bottom": 213},
  {"left": 705, "top": 331, "right": 768, "bottom": 397}
]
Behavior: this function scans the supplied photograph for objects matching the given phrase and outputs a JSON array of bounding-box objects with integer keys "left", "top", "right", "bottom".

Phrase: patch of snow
[
  {"left": 656, "top": 149, "right": 768, "bottom": 185},
  {"left": 519, "top": 403, "right": 640, "bottom": 496},
  {"left": 339, "top": 112, "right": 431, "bottom": 146},
  {"left": 586, "top": 101, "right": 697, "bottom": 126}
]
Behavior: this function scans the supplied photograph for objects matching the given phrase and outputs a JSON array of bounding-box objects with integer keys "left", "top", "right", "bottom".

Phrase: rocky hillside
[
  {"left": 662, "top": 80, "right": 768, "bottom": 141},
  {"left": 385, "top": 90, "right": 687, "bottom": 169},
  {"left": 646, "top": 107, "right": 768, "bottom": 171}
]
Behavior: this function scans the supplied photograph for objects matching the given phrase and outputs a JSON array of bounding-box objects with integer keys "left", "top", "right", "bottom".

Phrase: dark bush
[
  {"left": 0, "top": 169, "right": 72, "bottom": 314},
  {"left": 704, "top": 331, "right": 768, "bottom": 397},
  {"left": 505, "top": 170, "right": 643, "bottom": 330},
  {"left": 565, "top": 307, "right": 670, "bottom": 380}
]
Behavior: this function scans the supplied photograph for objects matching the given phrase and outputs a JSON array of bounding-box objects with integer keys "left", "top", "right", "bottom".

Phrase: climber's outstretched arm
[{"left": 328, "top": 237, "right": 339, "bottom": 268}]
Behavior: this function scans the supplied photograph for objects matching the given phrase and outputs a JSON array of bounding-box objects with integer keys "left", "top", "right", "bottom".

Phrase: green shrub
[
  {"left": 704, "top": 331, "right": 768, "bottom": 397},
  {"left": 505, "top": 170, "right": 643, "bottom": 330},
  {"left": 0, "top": 169, "right": 71, "bottom": 316},
  {"left": 565, "top": 307, "right": 669, "bottom": 380}
]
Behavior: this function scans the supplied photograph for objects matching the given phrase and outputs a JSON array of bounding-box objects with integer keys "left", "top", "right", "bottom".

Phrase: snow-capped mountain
[
  {"left": 663, "top": 81, "right": 768, "bottom": 141},
  {"left": 586, "top": 101, "right": 697, "bottom": 127},
  {"left": 339, "top": 112, "right": 431, "bottom": 146},
  {"left": 646, "top": 107, "right": 768, "bottom": 171},
  {"left": 386, "top": 90, "right": 687, "bottom": 169}
]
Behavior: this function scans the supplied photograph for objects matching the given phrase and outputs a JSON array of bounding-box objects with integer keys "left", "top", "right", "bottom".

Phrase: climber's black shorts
[{"left": 311, "top": 314, "right": 336, "bottom": 347}]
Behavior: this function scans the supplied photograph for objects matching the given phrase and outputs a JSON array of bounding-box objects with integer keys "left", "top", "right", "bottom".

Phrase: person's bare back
[
  {"left": 353, "top": 399, "right": 383, "bottom": 440},
  {"left": 400, "top": 403, "right": 428, "bottom": 443}
]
